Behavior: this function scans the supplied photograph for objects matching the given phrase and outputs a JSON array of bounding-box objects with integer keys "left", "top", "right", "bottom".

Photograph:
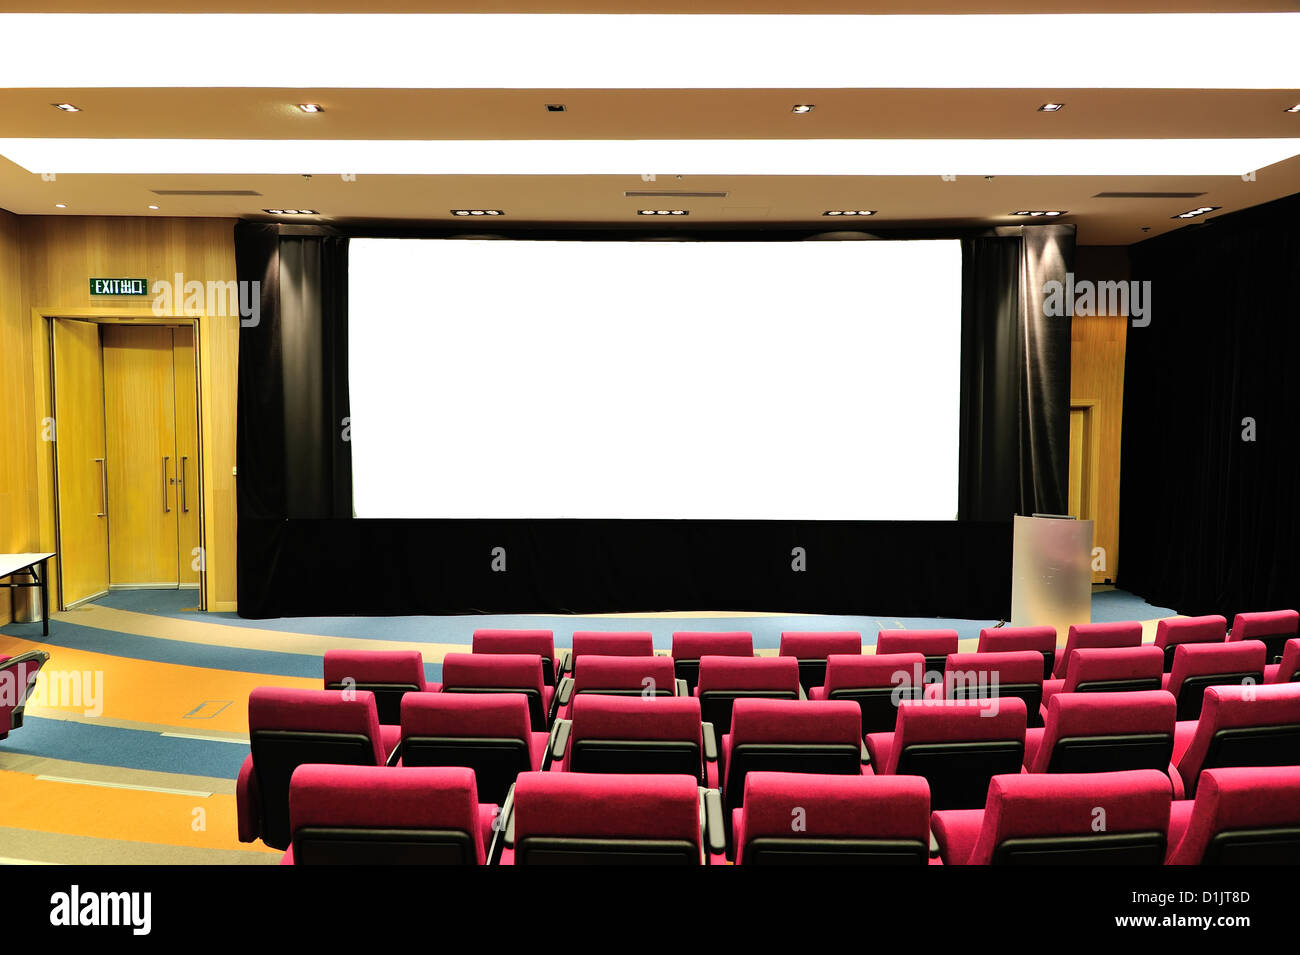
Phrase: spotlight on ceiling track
[{"left": 1171, "top": 205, "right": 1220, "bottom": 219}]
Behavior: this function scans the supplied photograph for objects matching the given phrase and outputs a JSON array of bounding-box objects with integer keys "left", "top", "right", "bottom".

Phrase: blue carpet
[
  {"left": 7, "top": 717, "right": 249, "bottom": 779},
  {"left": 1089, "top": 589, "right": 1176, "bottom": 622}
]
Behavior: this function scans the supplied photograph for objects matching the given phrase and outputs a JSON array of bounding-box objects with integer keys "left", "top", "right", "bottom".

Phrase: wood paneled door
[
  {"left": 100, "top": 324, "right": 202, "bottom": 590},
  {"left": 52, "top": 319, "right": 110, "bottom": 607}
]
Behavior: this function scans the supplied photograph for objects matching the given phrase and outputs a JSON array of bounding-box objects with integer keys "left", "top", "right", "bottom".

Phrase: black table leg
[{"left": 40, "top": 559, "right": 48, "bottom": 636}]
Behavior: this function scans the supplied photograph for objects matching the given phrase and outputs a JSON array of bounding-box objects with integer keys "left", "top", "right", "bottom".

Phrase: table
[{"left": 0, "top": 553, "right": 55, "bottom": 636}]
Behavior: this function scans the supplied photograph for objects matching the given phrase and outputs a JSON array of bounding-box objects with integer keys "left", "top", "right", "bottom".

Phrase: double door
[{"left": 53, "top": 320, "right": 201, "bottom": 606}]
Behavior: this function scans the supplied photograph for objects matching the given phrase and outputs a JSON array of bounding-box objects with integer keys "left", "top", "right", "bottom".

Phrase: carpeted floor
[{"left": 0, "top": 588, "right": 1176, "bottom": 864}]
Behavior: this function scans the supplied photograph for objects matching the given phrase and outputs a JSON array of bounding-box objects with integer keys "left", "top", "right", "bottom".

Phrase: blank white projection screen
[{"left": 348, "top": 237, "right": 962, "bottom": 520}]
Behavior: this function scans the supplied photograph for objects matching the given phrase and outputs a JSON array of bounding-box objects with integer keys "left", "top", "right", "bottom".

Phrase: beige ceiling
[{"left": 1, "top": 5, "right": 1298, "bottom": 244}]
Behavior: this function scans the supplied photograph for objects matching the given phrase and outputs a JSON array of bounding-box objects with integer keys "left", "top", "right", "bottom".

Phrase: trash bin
[{"left": 10, "top": 580, "right": 42, "bottom": 624}]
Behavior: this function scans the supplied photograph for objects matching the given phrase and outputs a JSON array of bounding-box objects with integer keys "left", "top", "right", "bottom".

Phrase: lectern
[{"left": 1009, "top": 515, "right": 1092, "bottom": 635}]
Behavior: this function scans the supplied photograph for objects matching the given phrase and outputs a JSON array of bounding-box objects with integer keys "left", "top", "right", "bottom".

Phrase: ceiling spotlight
[
  {"left": 1010, "top": 210, "right": 1068, "bottom": 217},
  {"left": 1038, "top": 103, "right": 1065, "bottom": 112},
  {"left": 791, "top": 104, "right": 815, "bottom": 113},
  {"left": 823, "top": 210, "right": 876, "bottom": 216},
  {"left": 297, "top": 104, "right": 323, "bottom": 113},
  {"left": 545, "top": 104, "right": 567, "bottom": 112},
  {"left": 1172, "top": 205, "right": 1219, "bottom": 219},
  {"left": 451, "top": 209, "right": 504, "bottom": 216},
  {"left": 147, "top": 203, "right": 159, "bottom": 210},
  {"left": 262, "top": 208, "right": 318, "bottom": 215},
  {"left": 636, "top": 209, "right": 688, "bottom": 216},
  {"left": 1286, "top": 104, "right": 1300, "bottom": 113},
  {"left": 54, "top": 202, "right": 67, "bottom": 208},
  {"left": 52, "top": 103, "right": 81, "bottom": 112}
]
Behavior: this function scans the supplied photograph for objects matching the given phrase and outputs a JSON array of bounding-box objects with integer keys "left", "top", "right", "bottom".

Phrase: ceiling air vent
[{"left": 150, "top": 189, "right": 263, "bottom": 196}]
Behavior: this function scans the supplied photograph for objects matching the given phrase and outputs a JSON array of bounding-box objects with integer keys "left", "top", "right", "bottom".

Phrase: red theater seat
[
  {"left": 720, "top": 699, "right": 863, "bottom": 821},
  {"left": 1040, "top": 645, "right": 1164, "bottom": 712},
  {"left": 1173, "top": 682, "right": 1300, "bottom": 799},
  {"left": 865, "top": 697, "right": 1026, "bottom": 811},
  {"left": 552, "top": 694, "right": 717, "bottom": 787},
  {"left": 811, "top": 652, "right": 924, "bottom": 736},
  {"left": 936, "top": 651, "right": 1045, "bottom": 727},
  {"left": 1153, "top": 615, "right": 1227, "bottom": 672},
  {"left": 932, "top": 770, "right": 1172, "bottom": 865},
  {"left": 322, "top": 649, "right": 429, "bottom": 725},
  {"left": 501, "top": 772, "right": 724, "bottom": 865},
  {"left": 1166, "top": 766, "right": 1300, "bottom": 865},
  {"left": 1164, "top": 641, "right": 1266, "bottom": 721},
  {"left": 237, "top": 687, "right": 394, "bottom": 851},
  {"left": 733, "top": 772, "right": 931, "bottom": 865},
  {"left": 779, "top": 631, "right": 862, "bottom": 693},
  {"left": 567, "top": 631, "right": 654, "bottom": 675},
  {"left": 439, "top": 652, "right": 552, "bottom": 731},
  {"left": 553, "top": 653, "right": 679, "bottom": 721},
  {"left": 1228, "top": 609, "right": 1299, "bottom": 666},
  {"left": 284, "top": 765, "right": 494, "bottom": 865},
  {"left": 1265, "top": 639, "right": 1300, "bottom": 684},
  {"left": 671, "top": 631, "right": 753, "bottom": 694},
  {"left": 876, "top": 630, "right": 959, "bottom": 679},
  {"left": 0, "top": 650, "right": 49, "bottom": 740},
  {"left": 977, "top": 625, "right": 1057, "bottom": 680},
  {"left": 1024, "top": 690, "right": 1176, "bottom": 775},
  {"left": 397, "top": 692, "right": 546, "bottom": 803},
  {"left": 473, "top": 629, "right": 560, "bottom": 686},
  {"left": 1052, "top": 621, "right": 1143, "bottom": 680},
  {"left": 694, "top": 655, "right": 802, "bottom": 737}
]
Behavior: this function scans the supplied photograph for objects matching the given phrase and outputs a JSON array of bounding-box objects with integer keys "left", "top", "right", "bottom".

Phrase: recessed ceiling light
[
  {"left": 636, "top": 209, "right": 688, "bottom": 216},
  {"left": 1010, "top": 210, "right": 1068, "bottom": 217},
  {"left": 147, "top": 203, "right": 159, "bottom": 210},
  {"left": 792, "top": 104, "right": 815, "bottom": 113},
  {"left": 451, "top": 209, "right": 504, "bottom": 216},
  {"left": 52, "top": 103, "right": 80, "bottom": 112},
  {"left": 1038, "top": 103, "right": 1065, "bottom": 112},
  {"left": 1171, "top": 205, "right": 1220, "bottom": 219},
  {"left": 1287, "top": 104, "right": 1300, "bottom": 113},
  {"left": 545, "top": 104, "right": 566, "bottom": 112},
  {"left": 262, "top": 208, "right": 317, "bottom": 215},
  {"left": 823, "top": 210, "right": 875, "bottom": 216},
  {"left": 298, "top": 104, "right": 323, "bottom": 113},
  {"left": 54, "top": 202, "right": 66, "bottom": 208}
]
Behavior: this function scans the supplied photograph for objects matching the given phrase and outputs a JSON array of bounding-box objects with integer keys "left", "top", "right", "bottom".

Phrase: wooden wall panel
[
  {"left": 0, "top": 210, "right": 35, "bottom": 623},
  {"left": 1071, "top": 312, "right": 1128, "bottom": 583},
  {"left": 18, "top": 215, "right": 240, "bottom": 611}
]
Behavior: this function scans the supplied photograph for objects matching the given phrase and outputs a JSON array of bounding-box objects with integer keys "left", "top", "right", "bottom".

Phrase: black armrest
[
  {"left": 385, "top": 740, "right": 402, "bottom": 767},
  {"left": 556, "top": 677, "right": 574, "bottom": 706},
  {"left": 550, "top": 719, "right": 571, "bottom": 761},
  {"left": 675, "top": 678, "right": 689, "bottom": 698},
  {"left": 702, "top": 722, "right": 718, "bottom": 762},
  {"left": 702, "top": 788, "right": 726, "bottom": 858}
]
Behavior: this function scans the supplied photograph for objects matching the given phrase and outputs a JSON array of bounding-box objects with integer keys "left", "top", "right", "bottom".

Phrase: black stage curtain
[
  {"left": 236, "top": 223, "right": 1072, "bottom": 619},
  {"left": 959, "top": 225, "right": 1073, "bottom": 520},
  {"left": 1121, "top": 194, "right": 1300, "bottom": 617}
]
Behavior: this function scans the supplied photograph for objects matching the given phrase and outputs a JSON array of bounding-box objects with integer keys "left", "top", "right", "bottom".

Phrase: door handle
[
  {"left": 163, "top": 456, "right": 171, "bottom": 513},
  {"left": 180, "top": 455, "right": 189, "bottom": 513},
  {"left": 95, "top": 458, "right": 107, "bottom": 517}
]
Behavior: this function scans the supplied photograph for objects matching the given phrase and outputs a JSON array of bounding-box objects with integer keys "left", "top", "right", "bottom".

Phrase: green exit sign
[{"left": 90, "top": 278, "right": 150, "bottom": 296}]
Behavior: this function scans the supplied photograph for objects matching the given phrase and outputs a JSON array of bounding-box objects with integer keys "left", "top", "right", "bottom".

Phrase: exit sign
[{"left": 90, "top": 278, "right": 149, "bottom": 296}]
